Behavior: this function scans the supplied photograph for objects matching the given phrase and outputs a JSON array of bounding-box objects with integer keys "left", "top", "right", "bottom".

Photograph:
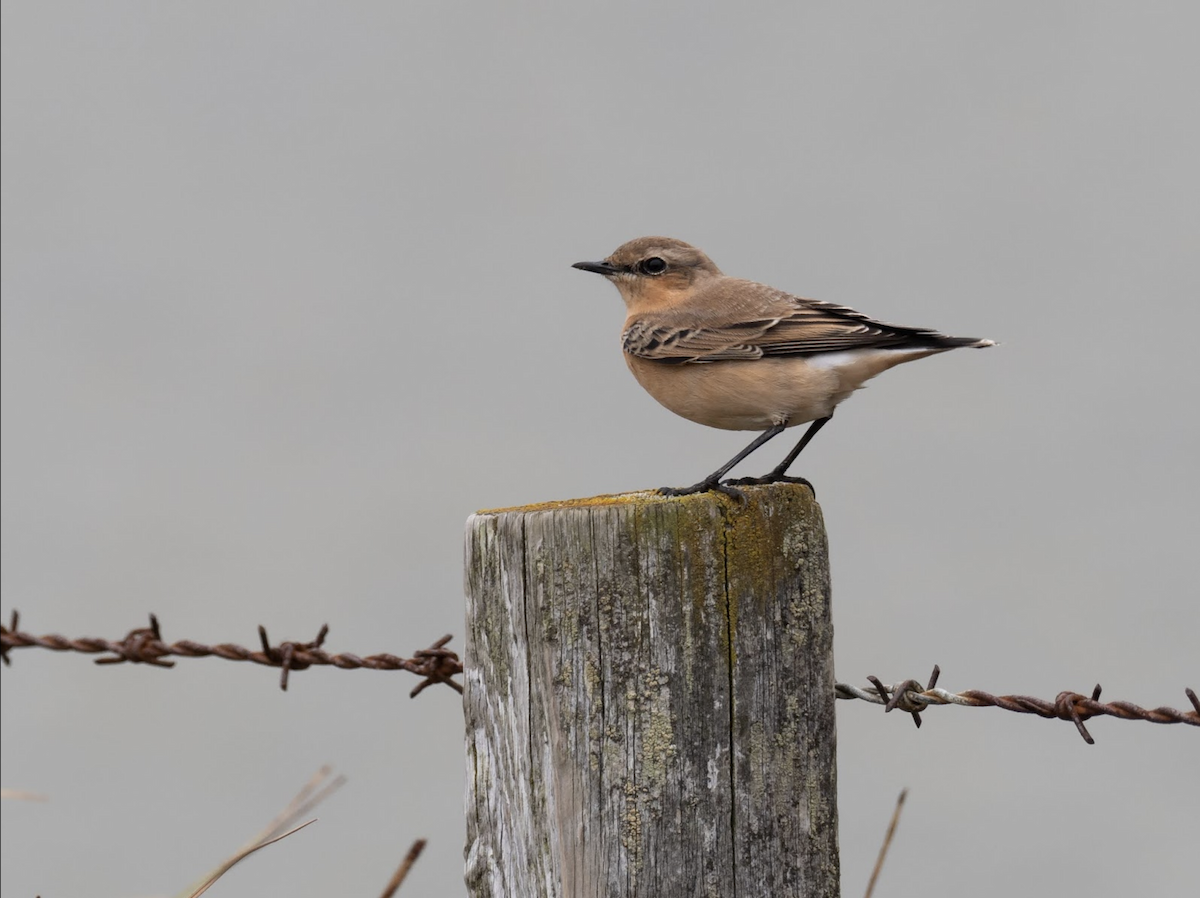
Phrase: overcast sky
[{"left": 3, "top": 3, "right": 1197, "bottom": 896}]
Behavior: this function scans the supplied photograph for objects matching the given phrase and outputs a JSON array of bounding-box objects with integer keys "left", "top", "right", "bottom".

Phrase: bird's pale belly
[
  {"left": 624, "top": 349, "right": 940, "bottom": 432},
  {"left": 623, "top": 355, "right": 839, "bottom": 431}
]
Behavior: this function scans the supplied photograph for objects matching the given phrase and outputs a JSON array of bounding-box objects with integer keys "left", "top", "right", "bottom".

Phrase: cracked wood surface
[{"left": 464, "top": 484, "right": 838, "bottom": 897}]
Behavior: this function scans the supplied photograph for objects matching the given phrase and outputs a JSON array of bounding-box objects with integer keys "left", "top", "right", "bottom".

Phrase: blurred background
[{"left": 2, "top": 2, "right": 1197, "bottom": 895}]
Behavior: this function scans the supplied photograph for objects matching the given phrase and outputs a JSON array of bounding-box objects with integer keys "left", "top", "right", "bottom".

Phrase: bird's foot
[
  {"left": 657, "top": 479, "right": 747, "bottom": 502},
  {"left": 722, "top": 473, "right": 816, "bottom": 496}
]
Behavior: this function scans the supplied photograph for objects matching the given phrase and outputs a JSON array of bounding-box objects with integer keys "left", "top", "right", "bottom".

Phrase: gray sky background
[{"left": 3, "top": 3, "right": 1197, "bottom": 895}]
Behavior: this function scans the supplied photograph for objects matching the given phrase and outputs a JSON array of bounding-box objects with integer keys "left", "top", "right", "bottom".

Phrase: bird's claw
[{"left": 657, "top": 480, "right": 747, "bottom": 503}]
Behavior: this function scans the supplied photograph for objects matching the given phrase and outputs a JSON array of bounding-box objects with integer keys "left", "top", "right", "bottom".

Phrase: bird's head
[{"left": 573, "top": 237, "right": 722, "bottom": 311}]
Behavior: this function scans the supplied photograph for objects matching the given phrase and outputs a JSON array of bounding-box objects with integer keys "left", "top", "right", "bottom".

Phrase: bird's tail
[{"left": 931, "top": 335, "right": 996, "bottom": 349}]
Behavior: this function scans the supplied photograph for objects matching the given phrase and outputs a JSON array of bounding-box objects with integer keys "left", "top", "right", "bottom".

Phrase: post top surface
[{"left": 474, "top": 483, "right": 818, "bottom": 517}]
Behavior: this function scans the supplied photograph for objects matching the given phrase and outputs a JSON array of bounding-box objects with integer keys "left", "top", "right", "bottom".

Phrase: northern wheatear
[{"left": 573, "top": 236, "right": 994, "bottom": 498}]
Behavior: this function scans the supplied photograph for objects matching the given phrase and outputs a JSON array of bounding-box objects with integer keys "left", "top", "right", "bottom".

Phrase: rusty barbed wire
[
  {"left": 0, "top": 610, "right": 462, "bottom": 697},
  {"left": 4, "top": 612, "right": 1195, "bottom": 743},
  {"left": 836, "top": 664, "right": 1199, "bottom": 744}
]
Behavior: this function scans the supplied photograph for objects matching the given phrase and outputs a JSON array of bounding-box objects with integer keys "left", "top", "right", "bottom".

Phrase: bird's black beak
[{"left": 572, "top": 260, "right": 621, "bottom": 276}]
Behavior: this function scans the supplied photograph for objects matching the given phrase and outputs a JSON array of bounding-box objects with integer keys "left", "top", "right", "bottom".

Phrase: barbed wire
[
  {"left": 836, "top": 664, "right": 1199, "bottom": 744},
  {"left": 0, "top": 611, "right": 462, "bottom": 697},
  {"left": 3, "top": 612, "right": 1196, "bottom": 743}
]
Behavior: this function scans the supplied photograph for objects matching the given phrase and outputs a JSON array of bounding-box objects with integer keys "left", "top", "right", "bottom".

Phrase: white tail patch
[{"left": 806, "top": 349, "right": 937, "bottom": 371}]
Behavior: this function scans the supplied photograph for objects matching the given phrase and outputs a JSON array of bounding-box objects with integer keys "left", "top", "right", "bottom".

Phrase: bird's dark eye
[{"left": 639, "top": 256, "right": 668, "bottom": 275}]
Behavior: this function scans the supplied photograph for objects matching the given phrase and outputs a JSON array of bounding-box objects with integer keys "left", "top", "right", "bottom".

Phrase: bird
[{"left": 572, "top": 236, "right": 994, "bottom": 499}]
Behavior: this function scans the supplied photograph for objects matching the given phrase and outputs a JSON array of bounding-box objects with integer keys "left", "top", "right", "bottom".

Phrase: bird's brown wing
[{"left": 622, "top": 281, "right": 980, "bottom": 363}]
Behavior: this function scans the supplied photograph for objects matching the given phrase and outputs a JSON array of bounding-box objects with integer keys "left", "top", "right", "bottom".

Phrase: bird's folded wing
[{"left": 622, "top": 282, "right": 962, "bottom": 363}]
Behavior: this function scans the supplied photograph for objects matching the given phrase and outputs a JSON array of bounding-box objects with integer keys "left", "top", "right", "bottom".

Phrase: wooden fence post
[{"left": 464, "top": 484, "right": 839, "bottom": 897}]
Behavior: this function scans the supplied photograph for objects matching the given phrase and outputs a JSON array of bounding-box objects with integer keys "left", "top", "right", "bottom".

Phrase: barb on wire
[
  {"left": 0, "top": 610, "right": 462, "bottom": 696},
  {"left": 837, "top": 664, "right": 1200, "bottom": 744}
]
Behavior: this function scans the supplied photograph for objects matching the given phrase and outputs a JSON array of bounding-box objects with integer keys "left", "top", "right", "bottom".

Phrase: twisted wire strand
[
  {"left": 836, "top": 665, "right": 1199, "bottom": 743},
  {"left": 4, "top": 612, "right": 1196, "bottom": 743},
  {"left": 0, "top": 611, "right": 463, "bottom": 697}
]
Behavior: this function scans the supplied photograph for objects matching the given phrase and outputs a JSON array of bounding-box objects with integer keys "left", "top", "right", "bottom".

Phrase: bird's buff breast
[{"left": 624, "top": 354, "right": 843, "bottom": 431}]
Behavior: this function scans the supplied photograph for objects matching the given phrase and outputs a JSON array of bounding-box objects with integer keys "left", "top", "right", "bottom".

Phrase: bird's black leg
[
  {"left": 723, "top": 414, "right": 832, "bottom": 494},
  {"left": 658, "top": 423, "right": 787, "bottom": 500}
]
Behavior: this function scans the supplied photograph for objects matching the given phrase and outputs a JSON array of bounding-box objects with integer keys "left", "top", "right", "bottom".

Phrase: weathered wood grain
[{"left": 464, "top": 485, "right": 838, "bottom": 897}]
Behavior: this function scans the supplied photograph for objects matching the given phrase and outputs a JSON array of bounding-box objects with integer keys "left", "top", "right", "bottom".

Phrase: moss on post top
[{"left": 476, "top": 482, "right": 821, "bottom": 518}]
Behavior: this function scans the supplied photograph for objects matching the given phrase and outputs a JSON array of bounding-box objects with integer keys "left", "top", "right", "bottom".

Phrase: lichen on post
[{"left": 464, "top": 484, "right": 838, "bottom": 897}]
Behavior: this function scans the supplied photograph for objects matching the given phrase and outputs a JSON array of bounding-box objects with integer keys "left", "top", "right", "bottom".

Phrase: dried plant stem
[
  {"left": 864, "top": 789, "right": 908, "bottom": 898},
  {"left": 379, "top": 839, "right": 427, "bottom": 898}
]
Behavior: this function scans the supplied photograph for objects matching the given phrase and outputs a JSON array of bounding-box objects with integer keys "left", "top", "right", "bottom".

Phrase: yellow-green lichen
[
  {"left": 641, "top": 709, "right": 676, "bottom": 790},
  {"left": 584, "top": 654, "right": 600, "bottom": 699},
  {"left": 477, "top": 490, "right": 666, "bottom": 516},
  {"left": 621, "top": 778, "right": 643, "bottom": 861}
]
